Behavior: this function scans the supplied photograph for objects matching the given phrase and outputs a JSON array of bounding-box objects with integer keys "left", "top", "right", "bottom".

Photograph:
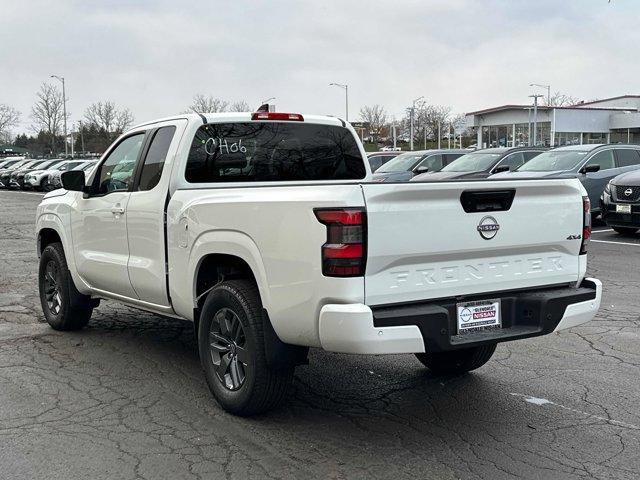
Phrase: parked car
[
  {"left": 37, "top": 111, "right": 601, "bottom": 415},
  {"left": 25, "top": 160, "right": 84, "bottom": 190},
  {"left": 412, "top": 147, "right": 546, "bottom": 182},
  {"left": 0, "top": 160, "right": 43, "bottom": 188},
  {"left": 380, "top": 146, "right": 401, "bottom": 152},
  {"left": 493, "top": 144, "right": 640, "bottom": 214},
  {"left": 45, "top": 160, "right": 98, "bottom": 190},
  {"left": 0, "top": 158, "right": 28, "bottom": 180},
  {"left": 372, "top": 149, "right": 467, "bottom": 182},
  {"left": 600, "top": 169, "right": 640, "bottom": 234},
  {"left": 367, "top": 151, "right": 400, "bottom": 172},
  {"left": 10, "top": 159, "right": 66, "bottom": 189}
]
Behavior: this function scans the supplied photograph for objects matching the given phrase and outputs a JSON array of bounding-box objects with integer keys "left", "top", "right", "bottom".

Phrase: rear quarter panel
[{"left": 167, "top": 184, "right": 366, "bottom": 347}]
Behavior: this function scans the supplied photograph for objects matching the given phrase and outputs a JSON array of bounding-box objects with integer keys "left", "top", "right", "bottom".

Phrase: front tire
[
  {"left": 198, "top": 280, "right": 294, "bottom": 416},
  {"left": 38, "top": 242, "right": 93, "bottom": 331},
  {"left": 415, "top": 344, "right": 496, "bottom": 375},
  {"left": 613, "top": 226, "right": 638, "bottom": 235}
]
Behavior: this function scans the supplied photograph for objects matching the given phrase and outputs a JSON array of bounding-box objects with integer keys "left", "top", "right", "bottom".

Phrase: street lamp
[
  {"left": 329, "top": 83, "right": 348, "bottom": 121},
  {"left": 50, "top": 75, "right": 68, "bottom": 156},
  {"left": 529, "top": 94, "right": 544, "bottom": 146},
  {"left": 410, "top": 96, "right": 424, "bottom": 151},
  {"left": 530, "top": 83, "right": 551, "bottom": 106},
  {"left": 261, "top": 97, "right": 275, "bottom": 105}
]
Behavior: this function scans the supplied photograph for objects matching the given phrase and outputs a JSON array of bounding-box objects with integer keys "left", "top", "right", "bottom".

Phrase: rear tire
[
  {"left": 613, "top": 227, "right": 638, "bottom": 235},
  {"left": 415, "top": 344, "right": 497, "bottom": 375},
  {"left": 198, "top": 279, "right": 294, "bottom": 416},
  {"left": 38, "top": 242, "right": 93, "bottom": 331}
]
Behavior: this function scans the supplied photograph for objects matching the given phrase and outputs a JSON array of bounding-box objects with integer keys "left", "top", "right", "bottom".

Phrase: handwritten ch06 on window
[{"left": 204, "top": 138, "right": 247, "bottom": 155}]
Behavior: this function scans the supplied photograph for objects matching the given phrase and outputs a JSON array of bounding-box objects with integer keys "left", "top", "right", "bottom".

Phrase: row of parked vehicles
[
  {"left": 0, "top": 157, "right": 97, "bottom": 191},
  {"left": 368, "top": 143, "right": 640, "bottom": 234}
]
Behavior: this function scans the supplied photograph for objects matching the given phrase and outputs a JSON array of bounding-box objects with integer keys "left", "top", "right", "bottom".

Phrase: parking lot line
[
  {"left": 592, "top": 229, "right": 613, "bottom": 233},
  {"left": 591, "top": 239, "right": 640, "bottom": 247}
]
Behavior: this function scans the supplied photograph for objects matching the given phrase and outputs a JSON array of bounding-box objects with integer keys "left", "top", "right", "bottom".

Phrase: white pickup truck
[{"left": 36, "top": 111, "right": 602, "bottom": 415}]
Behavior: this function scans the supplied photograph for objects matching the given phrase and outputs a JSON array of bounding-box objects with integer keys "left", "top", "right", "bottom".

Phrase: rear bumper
[{"left": 318, "top": 278, "right": 601, "bottom": 354}]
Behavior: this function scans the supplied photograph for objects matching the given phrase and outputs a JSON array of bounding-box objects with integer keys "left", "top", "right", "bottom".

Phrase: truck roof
[{"left": 128, "top": 112, "right": 345, "bottom": 131}]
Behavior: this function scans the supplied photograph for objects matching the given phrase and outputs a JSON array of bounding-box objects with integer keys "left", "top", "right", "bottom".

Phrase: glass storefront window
[
  {"left": 535, "top": 122, "right": 551, "bottom": 147},
  {"left": 514, "top": 124, "right": 529, "bottom": 147},
  {"left": 554, "top": 132, "right": 581, "bottom": 146},
  {"left": 584, "top": 132, "right": 607, "bottom": 144},
  {"left": 610, "top": 130, "right": 640, "bottom": 144}
]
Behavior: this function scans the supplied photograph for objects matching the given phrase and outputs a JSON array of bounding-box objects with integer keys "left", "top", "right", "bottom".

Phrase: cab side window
[
  {"left": 615, "top": 149, "right": 640, "bottom": 167},
  {"left": 497, "top": 152, "right": 525, "bottom": 170},
  {"left": 368, "top": 155, "right": 384, "bottom": 172},
  {"left": 585, "top": 150, "right": 615, "bottom": 171},
  {"left": 419, "top": 154, "right": 443, "bottom": 171},
  {"left": 138, "top": 127, "right": 176, "bottom": 191},
  {"left": 443, "top": 153, "right": 463, "bottom": 165},
  {"left": 94, "top": 134, "right": 145, "bottom": 194},
  {"left": 523, "top": 151, "right": 543, "bottom": 161}
]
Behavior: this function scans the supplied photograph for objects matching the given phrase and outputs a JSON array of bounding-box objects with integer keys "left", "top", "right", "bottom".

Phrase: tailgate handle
[{"left": 460, "top": 189, "right": 515, "bottom": 213}]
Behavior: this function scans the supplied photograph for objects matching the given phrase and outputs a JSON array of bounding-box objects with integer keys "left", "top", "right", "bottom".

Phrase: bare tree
[
  {"left": 359, "top": 105, "right": 388, "bottom": 142},
  {"left": 185, "top": 94, "right": 229, "bottom": 113},
  {"left": 406, "top": 102, "right": 452, "bottom": 145},
  {"left": 545, "top": 91, "right": 579, "bottom": 107},
  {"left": 0, "top": 104, "right": 21, "bottom": 143},
  {"left": 229, "top": 100, "right": 251, "bottom": 112},
  {"left": 31, "top": 83, "right": 66, "bottom": 154},
  {"left": 84, "top": 101, "right": 134, "bottom": 141}
]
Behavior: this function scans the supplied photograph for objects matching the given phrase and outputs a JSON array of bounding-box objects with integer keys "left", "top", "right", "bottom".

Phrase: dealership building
[{"left": 466, "top": 95, "right": 640, "bottom": 148}]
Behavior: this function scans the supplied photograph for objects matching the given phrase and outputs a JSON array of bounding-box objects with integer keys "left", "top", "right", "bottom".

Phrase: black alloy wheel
[
  {"left": 43, "top": 260, "right": 63, "bottom": 315},
  {"left": 209, "top": 307, "right": 250, "bottom": 391}
]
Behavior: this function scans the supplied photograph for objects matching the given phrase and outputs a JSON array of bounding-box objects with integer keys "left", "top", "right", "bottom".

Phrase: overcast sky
[{"left": 1, "top": 0, "right": 638, "bottom": 134}]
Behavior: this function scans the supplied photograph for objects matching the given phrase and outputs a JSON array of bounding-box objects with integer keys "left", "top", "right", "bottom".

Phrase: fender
[
  {"left": 36, "top": 211, "right": 92, "bottom": 295},
  {"left": 189, "top": 229, "right": 271, "bottom": 308}
]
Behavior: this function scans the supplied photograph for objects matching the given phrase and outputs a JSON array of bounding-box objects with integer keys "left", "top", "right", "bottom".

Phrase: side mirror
[
  {"left": 581, "top": 164, "right": 600, "bottom": 174},
  {"left": 493, "top": 165, "right": 511, "bottom": 174},
  {"left": 61, "top": 170, "right": 86, "bottom": 191},
  {"left": 413, "top": 165, "right": 429, "bottom": 174}
]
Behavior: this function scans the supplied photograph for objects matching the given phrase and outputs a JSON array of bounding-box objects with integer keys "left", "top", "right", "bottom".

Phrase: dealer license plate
[
  {"left": 456, "top": 299, "right": 501, "bottom": 334},
  {"left": 616, "top": 204, "right": 632, "bottom": 214}
]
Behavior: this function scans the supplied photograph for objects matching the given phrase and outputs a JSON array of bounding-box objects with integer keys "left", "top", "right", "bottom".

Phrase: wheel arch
[{"left": 36, "top": 213, "right": 90, "bottom": 295}]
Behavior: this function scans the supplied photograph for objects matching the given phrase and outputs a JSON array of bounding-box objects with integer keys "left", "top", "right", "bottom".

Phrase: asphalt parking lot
[{"left": 1, "top": 190, "right": 639, "bottom": 480}]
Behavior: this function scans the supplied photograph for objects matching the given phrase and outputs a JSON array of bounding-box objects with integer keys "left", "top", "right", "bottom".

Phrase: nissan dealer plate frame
[{"left": 456, "top": 299, "right": 502, "bottom": 334}]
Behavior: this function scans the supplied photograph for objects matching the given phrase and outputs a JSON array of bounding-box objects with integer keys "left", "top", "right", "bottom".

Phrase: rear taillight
[
  {"left": 314, "top": 208, "right": 366, "bottom": 277},
  {"left": 251, "top": 112, "right": 304, "bottom": 121},
  {"left": 580, "top": 196, "right": 591, "bottom": 255}
]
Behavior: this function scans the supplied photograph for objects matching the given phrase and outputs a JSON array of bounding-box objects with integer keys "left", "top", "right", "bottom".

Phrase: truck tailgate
[{"left": 362, "top": 179, "right": 585, "bottom": 306}]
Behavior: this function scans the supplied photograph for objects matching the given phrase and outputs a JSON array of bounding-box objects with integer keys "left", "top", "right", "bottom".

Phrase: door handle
[{"left": 111, "top": 206, "right": 126, "bottom": 215}]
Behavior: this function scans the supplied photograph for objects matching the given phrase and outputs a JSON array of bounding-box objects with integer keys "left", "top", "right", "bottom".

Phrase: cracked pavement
[{"left": 1, "top": 190, "right": 639, "bottom": 480}]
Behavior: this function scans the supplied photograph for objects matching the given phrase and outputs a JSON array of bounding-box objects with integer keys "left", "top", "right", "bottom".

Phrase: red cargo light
[
  {"left": 314, "top": 208, "right": 366, "bottom": 277},
  {"left": 580, "top": 196, "right": 591, "bottom": 255},
  {"left": 251, "top": 112, "right": 304, "bottom": 121}
]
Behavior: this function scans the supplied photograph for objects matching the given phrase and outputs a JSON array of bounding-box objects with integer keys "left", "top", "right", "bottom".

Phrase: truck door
[
  {"left": 71, "top": 132, "right": 146, "bottom": 298},
  {"left": 126, "top": 121, "right": 185, "bottom": 307}
]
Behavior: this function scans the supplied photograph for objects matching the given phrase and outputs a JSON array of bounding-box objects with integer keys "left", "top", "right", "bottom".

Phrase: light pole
[
  {"left": 50, "top": 75, "right": 68, "bottom": 156},
  {"left": 261, "top": 97, "right": 275, "bottom": 105},
  {"left": 329, "top": 83, "right": 348, "bottom": 121},
  {"left": 530, "top": 83, "right": 550, "bottom": 106},
  {"left": 410, "top": 96, "right": 424, "bottom": 151},
  {"left": 529, "top": 94, "right": 544, "bottom": 146}
]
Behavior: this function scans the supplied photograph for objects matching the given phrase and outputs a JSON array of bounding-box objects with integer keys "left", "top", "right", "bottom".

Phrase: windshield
[
  {"left": 376, "top": 153, "right": 424, "bottom": 173},
  {"left": 517, "top": 150, "right": 588, "bottom": 172},
  {"left": 441, "top": 153, "right": 501, "bottom": 172},
  {"left": 0, "top": 160, "right": 20, "bottom": 168}
]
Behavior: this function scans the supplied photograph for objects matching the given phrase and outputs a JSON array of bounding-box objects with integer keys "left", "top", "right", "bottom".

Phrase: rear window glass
[{"left": 185, "top": 122, "right": 366, "bottom": 183}]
